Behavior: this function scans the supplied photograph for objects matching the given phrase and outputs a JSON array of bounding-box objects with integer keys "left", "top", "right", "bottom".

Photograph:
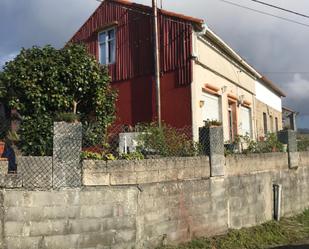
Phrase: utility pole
[{"left": 152, "top": 0, "right": 161, "bottom": 126}]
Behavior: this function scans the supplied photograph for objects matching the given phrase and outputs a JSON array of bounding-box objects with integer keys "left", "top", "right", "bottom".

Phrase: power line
[
  {"left": 217, "top": 0, "right": 309, "bottom": 28},
  {"left": 246, "top": 0, "right": 309, "bottom": 19},
  {"left": 262, "top": 72, "right": 309, "bottom": 74}
]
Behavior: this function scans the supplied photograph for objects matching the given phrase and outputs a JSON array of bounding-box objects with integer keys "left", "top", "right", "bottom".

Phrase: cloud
[
  {"left": 0, "top": 52, "right": 18, "bottom": 70},
  {"left": 282, "top": 74, "right": 309, "bottom": 115},
  {"left": 0, "top": 0, "right": 100, "bottom": 56}
]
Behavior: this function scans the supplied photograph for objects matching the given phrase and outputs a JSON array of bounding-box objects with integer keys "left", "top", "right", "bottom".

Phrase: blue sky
[{"left": 1, "top": 0, "right": 309, "bottom": 127}]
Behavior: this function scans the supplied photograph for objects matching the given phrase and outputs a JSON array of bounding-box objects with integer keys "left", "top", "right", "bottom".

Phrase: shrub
[
  {"left": 297, "top": 139, "right": 309, "bottom": 152},
  {"left": 18, "top": 115, "right": 53, "bottom": 156},
  {"left": 0, "top": 44, "right": 116, "bottom": 155},
  {"left": 81, "top": 151, "right": 116, "bottom": 161},
  {"left": 120, "top": 151, "right": 144, "bottom": 160},
  {"left": 137, "top": 123, "right": 200, "bottom": 157},
  {"left": 82, "top": 122, "right": 107, "bottom": 148},
  {"left": 231, "top": 133, "right": 284, "bottom": 154},
  {"left": 54, "top": 112, "right": 80, "bottom": 123}
]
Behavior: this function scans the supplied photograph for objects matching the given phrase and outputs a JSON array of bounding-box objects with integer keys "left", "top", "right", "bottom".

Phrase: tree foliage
[{"left": 0, "top": 44, "right": 117, "bottom": 155}]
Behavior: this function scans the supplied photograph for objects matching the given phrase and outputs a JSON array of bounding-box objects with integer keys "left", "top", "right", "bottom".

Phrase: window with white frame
[
  {"left": 201, "top": 92, "right": 221, "bottom": 123},
  {"left": 240, "top": 106, "right": 252, "bottom": 137},
  {"left": 98, "top": 28, "right": 116, "bottom": 65}
]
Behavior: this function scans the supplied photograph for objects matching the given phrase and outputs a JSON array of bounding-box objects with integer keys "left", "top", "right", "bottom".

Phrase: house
[
  {"left": 255, "top": 77, "right": 285, "bottom": 139},
  {"left": 282, "top": 106, "right": 298, "bottom": 131},
  {"left": 69, "top": 0, "right": 285, "bottom": 142}
]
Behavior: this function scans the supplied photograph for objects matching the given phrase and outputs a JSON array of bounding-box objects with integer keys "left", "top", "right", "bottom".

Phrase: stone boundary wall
[
  {"left": 225, "top": 152, "right": 289, "bottom": 176},
  {"left": 82, "top": 156, "right": 210, "bottom": 186},
  {"left": 298, "top": 151, "right": 309, "bottom": 167},
  {"left": 0, "top": 152, "right": 308, "bottom": 248}
]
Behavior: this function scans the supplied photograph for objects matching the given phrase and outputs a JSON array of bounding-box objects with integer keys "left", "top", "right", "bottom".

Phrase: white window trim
[{"left": 98, "top": 27, "right": 116, "bottom": 65}]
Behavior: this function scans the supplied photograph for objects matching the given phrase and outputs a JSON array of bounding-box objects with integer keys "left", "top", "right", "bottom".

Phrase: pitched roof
[
  {"left": 204, "top": 28, "right": 286, "bottom": 98},
  {"left": 260, "top": 76, "right": 286, "bottom": 97},
  {"left": 107, "top": 0, "right": 204, "bottom": 26}
]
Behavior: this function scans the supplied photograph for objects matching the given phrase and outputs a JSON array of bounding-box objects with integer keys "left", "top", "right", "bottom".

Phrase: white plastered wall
[
  {"left": 255, "top": 81, "right": 282, "bottom": 112},
  {"left": 191, "top": 32, "right": 258, "bottom": 142}
]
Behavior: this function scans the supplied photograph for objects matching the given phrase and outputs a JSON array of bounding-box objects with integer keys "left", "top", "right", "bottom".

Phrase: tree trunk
[{"left": 73, "top": 100, "right": 78, "bottom": 114}]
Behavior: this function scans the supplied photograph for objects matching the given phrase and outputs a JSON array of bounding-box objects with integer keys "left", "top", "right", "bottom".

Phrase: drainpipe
[
  {"left": 273, "top": 184, "right": 282, "bottom": 221},
  {"left": 152, "top": 0, "right": 162, "bottom": 127}
]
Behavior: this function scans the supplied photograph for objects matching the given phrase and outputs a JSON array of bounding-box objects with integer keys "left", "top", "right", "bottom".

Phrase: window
[
  {"left": 240, "top": 106, "right": 252, "bottom": 137},
  {"left": 201, "top": 93, "right": 221, "bottom": 122},
  {"left": 263, "top": 112, "right": 268, "bottom": 135},
  {"left": 275, "top": 117, "right": 279, "bottom": 132},
  {"left": 270, "top": 115, "right": 274, "bottom": 132},
  {"left": 98, "top": 28, "right": 116, "bottom": 65}
]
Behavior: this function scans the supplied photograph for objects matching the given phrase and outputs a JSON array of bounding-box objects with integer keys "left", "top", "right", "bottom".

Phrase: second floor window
[{"left": 99, "top": 28, "right": 116, "bottom": 65}]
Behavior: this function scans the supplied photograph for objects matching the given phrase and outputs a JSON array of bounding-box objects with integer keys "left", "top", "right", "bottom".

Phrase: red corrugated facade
[{"left": 70, "top": 0, "right": 202, "bottom": 127}]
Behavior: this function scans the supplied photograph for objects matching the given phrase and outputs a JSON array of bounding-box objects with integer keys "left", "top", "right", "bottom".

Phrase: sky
[{"left": 1, "top": 0, "right": 309, "bottom": 127}]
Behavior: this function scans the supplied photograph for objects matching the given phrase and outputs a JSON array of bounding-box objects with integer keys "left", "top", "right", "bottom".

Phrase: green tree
[{"left": 0, "top": 44, "right": 117, "bottom": 155}]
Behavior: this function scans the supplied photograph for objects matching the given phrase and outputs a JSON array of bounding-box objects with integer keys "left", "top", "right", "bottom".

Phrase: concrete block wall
[
  {"left": 226, "top": 153, "right": 309, "bottom": 229},
  {"left": 136, "top": 178, "right": 227, "bottom": 248},
  {"left": 0, "top": 152, "right": 308, "bottom": 248},
  {"left": 225, "top": 152, "right": 288, "bottom": 176},
  {"left": 227, "top": 172, "right": 273, "bottom": 228},
  {"left": 1, "top": 187, "right": 138, "bottom": 249},
  {"left": 83, "top": 157, "right": 210, "bottom": 186}
]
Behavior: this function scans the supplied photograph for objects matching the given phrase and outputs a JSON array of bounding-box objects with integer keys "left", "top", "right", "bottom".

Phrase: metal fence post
[
  {"left": 53, "top": 122, "right": 82, "bottom": 188},
  {"left": 199, "top": 126, "right": 225, "bottom": 177},
  {"left": 277, "top": 129, "right": 299, "bottom": 169}
]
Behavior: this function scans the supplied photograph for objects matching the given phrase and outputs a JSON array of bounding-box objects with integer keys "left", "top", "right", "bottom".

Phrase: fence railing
[{"left": 0, "top": 121, "right": 299, "bottom": 189}]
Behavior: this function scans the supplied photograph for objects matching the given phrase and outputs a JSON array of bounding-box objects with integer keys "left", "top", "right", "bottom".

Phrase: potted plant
[
  {"left": 54, "top": 112, "right": 80, "bottom": 123},
  {"left": 0, "top": 141, "right": 4, "bottom": 158},
  {"left": 203, "top": 119, "right": 222, "bottom": 128}
]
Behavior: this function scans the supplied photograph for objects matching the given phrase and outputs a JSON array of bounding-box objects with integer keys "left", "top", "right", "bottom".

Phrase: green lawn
[{"left": 158, "top": 210, "right": 309, "bottom": 249}]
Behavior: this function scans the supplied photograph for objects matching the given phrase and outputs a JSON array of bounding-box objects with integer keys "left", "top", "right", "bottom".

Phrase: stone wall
[
  {"left": 136, "top": 178, "right": 227, "bottom": 248},
  {"left": 83, "top": 157, "right": 210, "bottom": 186},
  {"left": 0, "top": 187, "right": 138, "bottom": 249},
  {"left": 226, "top": 152, "right": 309, "bottom": 229},
  {"left": 0, "top": 152, "right": 309, "bottom": 248}
]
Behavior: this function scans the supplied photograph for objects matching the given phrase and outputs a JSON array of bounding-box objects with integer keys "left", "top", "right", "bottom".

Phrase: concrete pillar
[
  {"left": 199, "top": 126, "right": 225, "bottom": 177},
  {"left": 277, "top": 130, "right": 299, "bottom": 169},
  {"left": 292, "top": 113, "right": 297, "bottom": 132},
  {"left": 53, "top": 122, "right": 82, "bottom": 188}
]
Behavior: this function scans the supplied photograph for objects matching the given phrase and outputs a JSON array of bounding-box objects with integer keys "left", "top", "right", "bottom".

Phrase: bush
[
  {"left": 297, "top": 139, "right": 309, "bottom": 151},
  {"left": 81, "top": 151, "right": 116, "bottom": 161},
  {"left": 0, "top": 44, "right": 116, "bottom": 156},
  {"left": 82, "top": 122, "right": 107, "bottom": 148},
  {"left": 120, "top": 151, "right": 144, "bottom": 160},
  {"left": 137, "top": 123, "right": 200, "bottom": 157},
  {"left": 54, "top": 112, "right": 80, "bottom": 123},
  {"left": 228, "top": 133, "right": 284, "bottom": 155},
  {"left": 18, "top": 115, "right": 53, "bottom": 156}
]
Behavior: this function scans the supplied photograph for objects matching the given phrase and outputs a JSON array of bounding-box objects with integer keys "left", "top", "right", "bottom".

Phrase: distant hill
[{"left": 298, "top": 128, "right": 309, "bottom": 134}]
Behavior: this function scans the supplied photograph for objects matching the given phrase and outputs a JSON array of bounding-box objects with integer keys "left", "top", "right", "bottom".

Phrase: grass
[{"left": 158, "top": 210, "right": 309, "bottom": 249}]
